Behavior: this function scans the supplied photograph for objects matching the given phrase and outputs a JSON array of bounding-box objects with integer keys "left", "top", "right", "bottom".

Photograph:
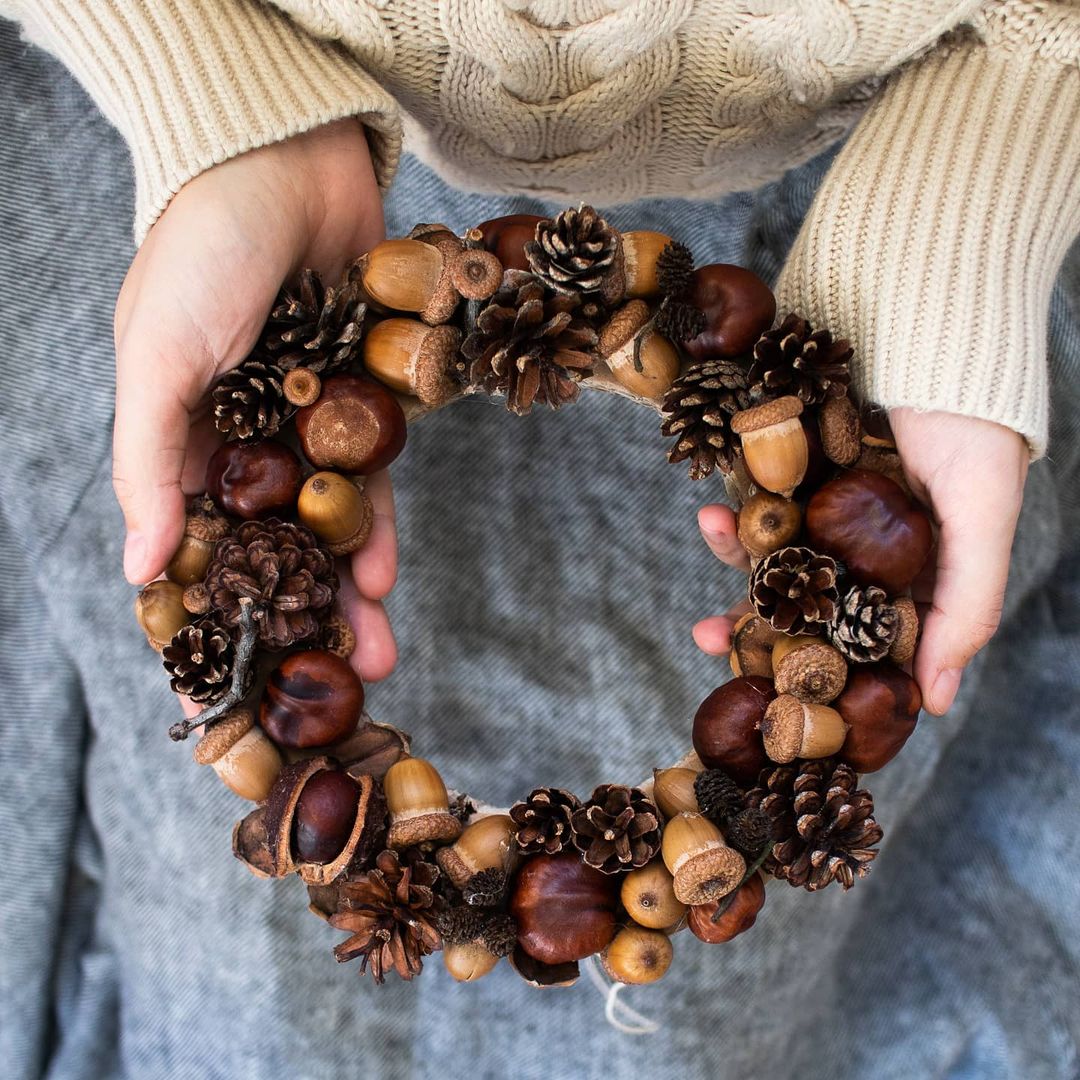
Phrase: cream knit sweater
[{"left": 4, "top": 0, "right": 1080, "bottom": 455}]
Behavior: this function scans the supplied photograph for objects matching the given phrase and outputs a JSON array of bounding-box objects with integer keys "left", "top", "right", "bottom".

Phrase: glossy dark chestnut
[
  {"left": 682, "top": 264, "right": 776, "bottom": 362},
  {"left": 205, "top": 440, "right": 302, "bottom": 520},
  {"left": 293, "top": 769, "right": 361, "bottom": 863},
  {"left": 835, "top": 662, "right": 922, "bottom": 772},
  {"left": 476, "top": 213, "right": 544, "bottom": 272},
  {"left": 688, "top": 872, "right": 766, "bottom": 943},
  {"left": 692, "top": 676, "right": 775, "bottom": 785},
  {"left": 260, "top": 649, "right": 364, "bottom": 749}
]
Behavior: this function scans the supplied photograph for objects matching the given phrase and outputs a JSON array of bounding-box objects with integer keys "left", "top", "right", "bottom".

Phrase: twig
[{"left": 711, "top": 847, "right": 771, "bottom": 923}]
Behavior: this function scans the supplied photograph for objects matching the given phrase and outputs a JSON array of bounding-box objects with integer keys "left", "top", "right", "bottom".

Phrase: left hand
[{"left": 691, "top": 409, "right": 1029, "bottom": 716}]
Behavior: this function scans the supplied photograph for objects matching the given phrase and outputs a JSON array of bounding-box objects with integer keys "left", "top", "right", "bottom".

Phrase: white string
[{"left": 581, "top": 955, "right": 661, "bottom": 1036}]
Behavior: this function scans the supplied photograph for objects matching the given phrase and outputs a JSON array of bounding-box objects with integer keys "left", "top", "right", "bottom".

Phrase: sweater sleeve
[
  {"left": 1, "top": 0, "right": 402, "bottom": 243},
  {"left": 774, "top": 2, "right": 1080, "bottom": 459}
]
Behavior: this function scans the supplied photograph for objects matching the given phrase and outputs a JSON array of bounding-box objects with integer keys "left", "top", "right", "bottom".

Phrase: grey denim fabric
[{"left": 1, "top": 20, "right": 1079, "bottom": 1080}]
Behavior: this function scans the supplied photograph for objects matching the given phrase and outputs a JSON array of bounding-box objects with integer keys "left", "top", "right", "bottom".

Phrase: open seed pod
[
  {"left": 232, "top": 805, "right": 276, "bottom": 879},
  {"left": 729, "top": 613, "right": 779, "bottom": 679},
  {"left": 331, "top": 718, "right": 411, "bottom": 780}
]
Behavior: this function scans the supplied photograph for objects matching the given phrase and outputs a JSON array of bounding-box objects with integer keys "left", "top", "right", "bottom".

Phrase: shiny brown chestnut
[
  {"left": 205, "top": 440, "right": 303, "bottom": 520},
  {"left": 260, "top": 649, "right": 364, "bottom": 750},
  {"left": 294, "top": 374, "right": 407, "bottom": 475},
  {"left": 692, "top": 676, "right": 775, "bottom": 785},
  {"left": 476, "top": 213, "right": 544, "bottom": 272},
  {"left": 805, "top": 469, "right": 933, "bottom": 595},
  {"left": 687, "top": 871, "right": 766, "bottom": 943},
  {"left": 834, "top": 662, "right": 921, "bottom": 772},
  {"left": 682, "top": 264, "right": 776, "bottom": 362},
  {"left": 510, "top": 852, "right": 619, "bottom": 965},
  {"left": 292, "top": 769, "right": 361, "bottom": 863}
]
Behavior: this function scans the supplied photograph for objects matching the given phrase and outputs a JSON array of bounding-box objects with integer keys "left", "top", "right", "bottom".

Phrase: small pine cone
[
  {"left": 827, "top": 585, "right": 899, "bottom": 663},
  {"left": 748, "top": 313, "right": 852, "bottom": 405},
  {"left": 749, "top": 546, "right": 840, "bottom": 635},
  {"left": 660, "top": 359, "right": 751, "bottom": 480},
  {"left": 725, "top": 807, "right": 771, "bottom": 860},
  {"left": 571, "top": 784, "right": 661, "bottom": 874},
  {"left": 161, "top": 620, "right": 235, "bottom": 703},
  {"left": 211, "top": 357, "right": 292, "bottom": 440},
  {"left": 654, "top": 300, "right": 706, "bottom": 344},
  {"left": 746, "top": 760, "right": 883, "bottom": 891},
  {"left": 462, "top": 867, "right": 508, "bottom": 908},
  {"left": 510, "top": 787, "right": 580, "bottom": 855},
  {"left": 480, "top": 913, "right": 518, "bottom": 958},
  {"left": 437, "top": 905, "right": 489, "bottom": 946},
  {"left": 525, "top": 205, "right": 620, "bottom": 295},
  {"left": 260, "top": 268, "right": 366, "bottom": 374},
  {"left": 694, "top": 768, "right": 744, "bottom": 826},
  {"left": 655, "top": 240, "right": 695, "bottom": 298}
]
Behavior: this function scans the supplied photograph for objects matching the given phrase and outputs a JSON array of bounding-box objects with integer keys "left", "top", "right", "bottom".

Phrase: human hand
[
  {"left": 691, "top": 410, "right": 1029, "bottom": 716},
  {"left": 113, "top": 120, "right": 398, "bottom": 686}
]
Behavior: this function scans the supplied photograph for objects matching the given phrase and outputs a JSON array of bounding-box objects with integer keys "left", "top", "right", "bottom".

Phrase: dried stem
[
  {"left": 711, "top": 846, "right": 771, "bottom": 923},
  {"left": 169, "top": 598, "right": 258, "bottom": 742}
]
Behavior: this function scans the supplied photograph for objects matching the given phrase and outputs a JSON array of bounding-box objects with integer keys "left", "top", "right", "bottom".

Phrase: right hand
[{"left": 113, "top": 119, "right": 399, "bottom": 684}]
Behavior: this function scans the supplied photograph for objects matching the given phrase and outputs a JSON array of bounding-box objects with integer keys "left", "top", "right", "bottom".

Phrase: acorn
[
  {"left": 449, "top": 246, "right": 503, "bottom": 301},
  {"left": 443, "top": 940, "right": 501, "bottom": 982},
  {"left": 730, "top": 396, "right": 808, "bottom": 499},
  {"left": 357, "top": 237, "right": 460, "bottom": 325},
  {"left": 166, "top": 509, "right": 229, "bottom": 586},
  {"left": 134, "top": 580, "right": 189, "bottom": 651},
  {"left": 834, "top": 662, "right": 922, "bottom": 772},
  {"left": 771, "top": 635, "right": 848, "bottom": 704},
  {"left": 437, "top": 813, "right": 518, "bottom": 889},
  {"left": 661, "top": 812, "right": 746, "bottom": 906},
  {"left": 682, "top": 264, "right": 777, "bottom": 362},
  {"left": 205, "top": 439, "right": 303, "bottom": 520},
  {"left": 476, "top": 213, "right": 544, "bottom": 271},
  {"left": 819, "top": 393, "right": 862, "bottom": 465},
  {"left": 296, "top": 472, "right": 374, "bottom": 556},
  {"left": 596, "top": 300, "right": 680, "bottom": 400},
  {"left": 692, "top": 676, "right": 774, "bottom": 785},
  {"left": 651, "top": 767, "right": 700, "bottom": 819},
  {"left": 728, "top": 613, "right": 779, "bottom": 679},
  {"left": 260, "top": 649, "right": 364, "bottom": 749},
  {"left": 600, "top": 925, "right": 673, "bottom": 985},
  {"left": 620, "top": 861, "right": 687, "bottom": 930},
  {"left": 362, "top": 318, "right": 462, "bottom": 407},
  {"left": 192, "top": 709, "right": 282, "bottom": 801},
  {"left": 759, "top": 694, "right": 849, "bottom": 763},
  {"left": 620, "top": 230, "right": 673, "bottom": 299},
  {"left": 688, "top": 871, "right": 766, "bottom": 943},
  {"left": 736, "top": 491, "right": 802, "bottom": 560},
  {"left": 889, "top": 597, "right": 920, "bottom": 664},
  {"left": 294, "top": 373, "right": 407, "bottom": 475},
  {"left": 383, "top": 757, "right": 463, "bottom": 849}
]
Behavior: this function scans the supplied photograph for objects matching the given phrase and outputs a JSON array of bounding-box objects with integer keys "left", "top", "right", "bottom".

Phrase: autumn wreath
[{"left": 134, "top": 207, "right": 927, "bottom": 990}]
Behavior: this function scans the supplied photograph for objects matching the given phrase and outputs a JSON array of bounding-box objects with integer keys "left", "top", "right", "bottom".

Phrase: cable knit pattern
[{"left": 1, "top": 0, "right": 1078, "bottom": 454}]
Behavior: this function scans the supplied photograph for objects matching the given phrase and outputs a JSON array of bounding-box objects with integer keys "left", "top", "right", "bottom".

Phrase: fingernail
[
  {"left": 930, "top": 667, "right": 962, "bottom": 715},
  {"left": 124, "top": 531, "right": 147, "bottom": 582}
]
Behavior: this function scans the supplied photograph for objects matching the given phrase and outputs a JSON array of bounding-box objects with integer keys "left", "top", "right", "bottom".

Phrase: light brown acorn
[
  {"left": 651, "top": 767, "right": 700, "bottom": 819},
  {"left": 362, "top": 318, "right": 462, "bottom": 407},
  {"left": 296, "top": 472, "right": 374, "bottom": 556},
  {"left": 620, "top": 861, "right": 688, "bottom": 930},
  {"left": 771, "top": 635, "right": 848, "bottom": 704},
  {"left": 357, "top": 238, "right": 460, "bottom": 325},
  {"left": 192, "top": 709, "right": 283, "bottom": 802},
  {"left": 596, "top": 300, "right": 680, "bottom": 400},
  {"left": 736, "top": 491, "right": 802, "bottom": 560},
  {"left": 436, "top": 813, "right": 518, "bottom": 889},
  {"left": 599, "top": 925, "right": 673, "bottom": 985},
  {"left": 759, "top": 694, "right": 849, "bottom": 763},
  {"left": 165, "top": 509, "right": 228, "bottom": 586},
  {"left": 620, "top": 231, "right": 674, "bottom": 299},
  {"left": 134, "top": 580, "right": 190, "bottom": 651},
  {"left": 443, "top": 940, "right": 501, "bottom": 982},
  {"left": 661, "top": 812, "right": 746, "bottom": 906},
  {"left": 383, "top": 757, "right": 463, "bottom": 849},
  {"left": 730, "top": 395, "right": 808, "bottom": 498}
]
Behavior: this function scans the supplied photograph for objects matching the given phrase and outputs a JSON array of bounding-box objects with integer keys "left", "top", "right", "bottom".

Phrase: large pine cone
[
  {"left": 259, "top": 268, "right": 367, "bottom": 374},
  {"left": 749, "top": 546, "right": 840, "bottom": 634},
  {"left": 462, "top": 270, "right": 600, "bottom": 415},
  {"left": 660, "top": 359, "right": 751, "bottom": 480},
  {"left": 746, "top": 760, "right": 883, "bottom": 891},
  {"left": 525, "top": 205, "right": 621, "bottom": 296},
  {"left": 205, "top": 519, "right": 337, "bottom": 649},
  {"left": 748, "top": 313, "right": 852, "bottom": 405},
  {"left": 510, "top": 787, "right": 580, "bottom": 855},
  {"left": 329, "top": 850, "right": 443, "bottom": 984},
  {"left": 570, "top": 784, "right": 661, "bottom": 873},
  {"left": 212, "top": 357, "right": 292, "bottom": 440},
  {"left": 827, "top": 584, "right": 899, "bottom": 663},
  {"left": 161, "top": 620, "right": 236, "bottom": 703}
]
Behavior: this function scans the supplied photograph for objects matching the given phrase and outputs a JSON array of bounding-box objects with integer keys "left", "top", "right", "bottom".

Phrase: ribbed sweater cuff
[
  {"left": 775, "top": 34, "right": 1080, "bottom": 460},
  {"left": 11, "top": 1, "right": 402, "bottom": 243}
]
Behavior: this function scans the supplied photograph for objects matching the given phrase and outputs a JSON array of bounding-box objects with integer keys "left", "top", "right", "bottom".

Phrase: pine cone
[
  {"left": 570, "top": 784, "right": 661, "bottom": 874},
  {"left": 437, "top": 907, "right": 517, "bottom": 958},
  {"left": 725, "top": 807, "right": 771, "bottom": 860},
  {"left": 211, "top": 358, "right": 292, "bottom": 440},
  {"left": 655, "top": 241, "right": 695, "bottom": 298},
  {"left": 462, "top": 867, "right": 508, "bottom": 908},
  {"left": 259, "top": 268, "right": 366, "bottom": 374},
  {"left": 205, "top": 519, "right": 337, "bottom": 650},
  {"left": 462, "top": 270, "right": 600, "bottom": 414},
  {"left": 510, "top": 787, "right": 580, "bottom": 855},
  {"left": 827, "top": 585, "right": 899, "bottom": 663},
  {"left": 746, "top": 760, "right": 883, "bottom": 891},
  {"left": 749, "top": 546, "right": 840, "bottom": 634},
  {"left": 660, "top": 359, "right": 751, "bottom": 480},
  {"left": 748, "top": 313, "right": 852, "bottom": 405},
  {"left": 525, "top": 205, "right": 620, "bottom": 295},
  {"left": 330, "top": 850, "right": 443, "bottom": 983},
  {"left": 694, "top": 768, "right": 744, "bottom": 827},
  {"left": 161, "top": 619, "right": 236, "bottom": 703},
  {"left": 654, "top": 301, "right": 706, "bottom": 344},
  {"left": 480, "top": 912, "right": 518, "bottom": 958}
]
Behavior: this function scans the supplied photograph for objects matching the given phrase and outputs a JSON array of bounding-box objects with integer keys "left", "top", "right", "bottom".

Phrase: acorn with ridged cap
[
  {"left": 661, "top": 812, "right": 746, "bottom": 906},
  {"left": 730, "top": 395, "right": 808, "bottom": 498},
  {"left": 383, "top": 758, "right": 463, "bottom": 849}
]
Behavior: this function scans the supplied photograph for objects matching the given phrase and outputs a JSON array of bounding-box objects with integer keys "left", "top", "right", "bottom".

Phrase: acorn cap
[
  {"left": 412, "top": 228, "right": 465, "bottom": 325},
  {"left": 450, "top": 248, "right": 503, "bottom": 300},
  {"left": 282, "top": 367, "right": 322, "bottom": 407},
  {"left": 672, "top": 844, "right": 746, "bottom": 906},
  {"left": 232, "top": 806, "right": 275, "bottom": 879},
  {"left": 730, "top": 394, "right": 803, "bottom": 435},
  {"left": 729, "top": 612, "right": 779, "bottom": 678},
  {"left": 193, "top": 708, "right": 255, "bottom": 765},
  {"left": 598, "top": 299, "right": 651, "bottom": 356},
  {"left": 889, "top": 596, "right": 919, "bottom": 663},
  {"left": 819, "top": 394, "right": 862, "bottom": 466},
  {"left": 413, "top": 325, "right": 462, "bottom": 405},
  {"left": 388, "top": 810, "right": 462, "bottom": 850},
  {"left": 773, "top": 639, "right": 848, "bottom": 703},
  {"left": 759, "top": 695, "right": 807, "bottom": 763},
  {"left": 185, "top": 509, "right": 231, "bottom": 543}
]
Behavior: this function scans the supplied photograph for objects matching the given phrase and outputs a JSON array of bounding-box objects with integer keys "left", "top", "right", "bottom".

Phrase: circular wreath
[{"left": 135, "top": 207, "right": 930, "bottom": 990}]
